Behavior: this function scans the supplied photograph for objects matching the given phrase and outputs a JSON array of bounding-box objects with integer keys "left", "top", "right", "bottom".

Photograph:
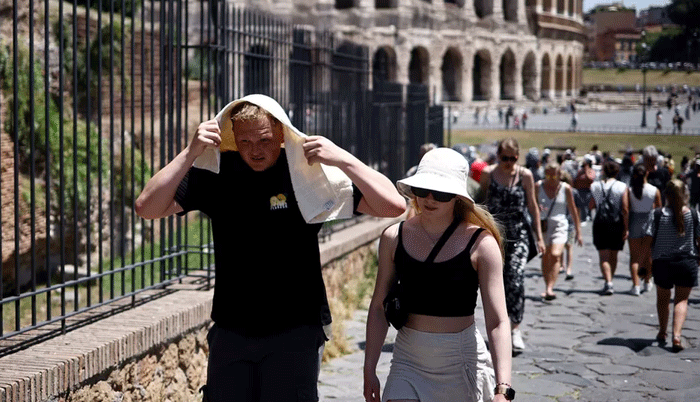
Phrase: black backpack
[{"left": 594, "top": 183, "right": 622, "bottom": 225}]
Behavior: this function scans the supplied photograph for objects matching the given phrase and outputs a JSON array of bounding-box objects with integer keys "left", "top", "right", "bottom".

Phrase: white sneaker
[
  {"left": 643, "top": 281, "right": 654, "bottom": 293},
  {"left": 602, "top": 282, "right": 614, "bottom": 295},
  {"left": 512, "top": 329, "right": 526, "bottom": 351},
  {"left": 630, "top": 285, "right": 641, "bottom": 296}
]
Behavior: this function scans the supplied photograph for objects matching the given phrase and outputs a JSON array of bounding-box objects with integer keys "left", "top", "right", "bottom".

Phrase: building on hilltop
[{"left": 584, "top": 2, "right": 640, "bottom": 64}]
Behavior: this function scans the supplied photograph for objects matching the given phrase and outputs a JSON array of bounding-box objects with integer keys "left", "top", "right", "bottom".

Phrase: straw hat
[{"left": 397, "top": 148, "right": 474, "bottom": 204}]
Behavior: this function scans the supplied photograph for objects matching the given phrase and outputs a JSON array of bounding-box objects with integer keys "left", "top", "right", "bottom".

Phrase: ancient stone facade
[{"left": 233, "top": 0, "right": 585, "bottom": 105}]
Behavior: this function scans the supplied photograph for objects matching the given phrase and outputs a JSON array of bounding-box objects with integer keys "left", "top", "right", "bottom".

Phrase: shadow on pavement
[{"left": 598, "top": 337, "right": 658, "bottom": 353}]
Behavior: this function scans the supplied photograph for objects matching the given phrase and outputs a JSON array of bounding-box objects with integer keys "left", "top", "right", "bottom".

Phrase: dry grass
[
  {"left": 449, "top": 129, "right": 700, "bottom": 162},
  {"left": 583, "top": 68, "right": 700, "bottom": 87}
]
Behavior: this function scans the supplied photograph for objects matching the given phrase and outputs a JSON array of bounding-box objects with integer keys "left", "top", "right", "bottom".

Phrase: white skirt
[{"left": 383, "top": 324, "right": 496, "bottom": 402}]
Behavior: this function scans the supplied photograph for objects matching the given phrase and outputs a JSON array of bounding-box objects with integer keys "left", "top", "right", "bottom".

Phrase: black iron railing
[{"left": 0, "top": 1, "right": 442, "bottom": 355}]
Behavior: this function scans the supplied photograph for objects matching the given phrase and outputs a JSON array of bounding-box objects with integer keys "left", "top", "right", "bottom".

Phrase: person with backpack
[
  {"left": 589, "top": 160, "right": 629, "bottom": 295},
  {"left": 644, "top": 179, "right": 699, "bottom": 352}
]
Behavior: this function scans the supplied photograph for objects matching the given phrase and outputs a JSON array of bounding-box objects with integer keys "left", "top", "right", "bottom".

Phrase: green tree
[{"left": 667, "top": 0, "right": 700, "bottom": 33}]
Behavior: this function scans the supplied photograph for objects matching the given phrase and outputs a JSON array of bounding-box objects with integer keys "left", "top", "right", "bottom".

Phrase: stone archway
[
  {"left": 543, "top": 0, "right": 552, "bottom": 12},
  {"left": 473, "top": 50, "right": 492, "bottom": 101},
  {"left": 442, "top": 47, "right": 463, "bottom": 101},
  {"left": 557, "top": 0, "right": 565, "bottom": 14},
  {"left": 555, "top": 54, "right": 564, "bottom": 97},
  {"left": 567, "top": 55, "right": 574, "bottom": 96},
  {"left": 409, "top": 46, "right": 430, "bottom": 85},
  {"left": 503, "top": 0, "right": 518, "bottom": 22},
  {"left": 541, "top": 53, "right": 551, "bottom": 99},
  {"left": 522, "top": 51, "right": 537, "bottom": 100},
  {"left": 500, "top": 48, "right": 516, "bottom": 100},
  {"left": 373, "top": 46, "right": 397, "bottom": 85},
  {"left": 474, "top": 0, "right": 494, "bottom": 19}
]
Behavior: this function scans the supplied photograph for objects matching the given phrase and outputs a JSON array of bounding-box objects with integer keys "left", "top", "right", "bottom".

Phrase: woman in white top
[
  {"left": 589, "top": 160, "right": 629, "bottom": 296},
  {"left": 628, "top": 164, "right": 662, "bottom": 295},
  {"left": 536, "top": 162, "right": 582, "bottom": 300}
]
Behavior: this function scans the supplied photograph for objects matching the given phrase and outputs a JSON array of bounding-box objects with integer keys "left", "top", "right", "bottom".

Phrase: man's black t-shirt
[{"left": 175, "top": 151, "right": 361, "bottom": 336}]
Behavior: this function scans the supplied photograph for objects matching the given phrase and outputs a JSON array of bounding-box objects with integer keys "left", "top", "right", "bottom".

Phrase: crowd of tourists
[{"left": 447, "top": 140, "right": 697, "bottom": 355}]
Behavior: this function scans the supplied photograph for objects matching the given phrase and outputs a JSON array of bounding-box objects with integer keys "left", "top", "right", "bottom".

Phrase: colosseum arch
[
  {"left": 555, "top": 54, "right": 564, "bottom": 97},
  {"left": 541, "top": 53, "right": 552, "bottom": 99},
  {"left": 566, "top": 55, "right": 574, "bottom": 96},
  {"left": 522, "top": 51, "right": 538, "bottom": 100},
  {"left": 442, "top": 48, "right": 463, "bottom": 101},
  {"left": 474, "top": 0, "right": 494, "bottom": 19},
  {"left": 568, "top": 0, "right": 574, "bottom": 16},
  {"left": 473, "top": 50, "right": 492, "bottom": 100},
  {"left": 375, "top": 0, "right": 398, "bottom": 8},
  {"left": 409, "top": 47, "right": 430, "bottom": 85},
  {"left": 335, "top": 0, "right": 358, "bottom": 9},
  {"left": 245, "top": 44, "right": 271, "bottom": 96},
  {"left": 373, "top": 46, "right": 398, "bottom": 85},
  {"left": 503, "top": 0, "right": 518, "bottom": 22},
  {"left": 543, "top": 0, "right": 552, "bottom": 12},
  {"left": 500, "top": 49, "right": 516, "bottom": 100},
  {"left": 557, "top": 0, "right": 565, "bottom": 14}
]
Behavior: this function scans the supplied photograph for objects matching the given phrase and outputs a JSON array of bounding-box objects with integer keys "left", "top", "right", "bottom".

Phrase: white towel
[{"left": 193, "top": 94, "right": 354, "bottom": 224}]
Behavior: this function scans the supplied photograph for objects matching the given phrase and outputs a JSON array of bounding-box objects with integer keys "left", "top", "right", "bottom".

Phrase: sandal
[
  {"left": 541, "top": 292, "right": 557, "bottom": 301},
  {"left": 672, "top": 336, "right": 684, "bottom": 352},
  {"left": 655, "top": 332, "right": 667, "bottom": 345}
]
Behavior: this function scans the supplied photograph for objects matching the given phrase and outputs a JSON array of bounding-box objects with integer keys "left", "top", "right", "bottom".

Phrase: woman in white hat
[{"left": 364, "top": 148, "right": 514, "bottom": 402}]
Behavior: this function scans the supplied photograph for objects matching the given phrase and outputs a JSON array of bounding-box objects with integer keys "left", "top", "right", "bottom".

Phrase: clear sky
[{"left": 583, "top": 0, "right": 671, "bottom": 13}]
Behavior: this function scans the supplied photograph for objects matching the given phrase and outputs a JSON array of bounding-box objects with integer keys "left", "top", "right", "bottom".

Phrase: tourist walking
[
  {"left": 481, "top": 138, "right": 544, "bottom": 351},
  {"left": 536, "top": 162, "right": 582, "bottom": 300},
  {"left": 644, "top": 179, "right": 699, "bottom": 352},
  {"left": 573, "top": 157, "right": 596, "bottom": 223},
  {"left": 589, "top": 160, "right": 629, "bottom": 295},
  {"left": 628, "top": 164, "right": 661, "bottom": 295},
  {"left": 364, "top": 148, "right": 514, "bottom": 402}
]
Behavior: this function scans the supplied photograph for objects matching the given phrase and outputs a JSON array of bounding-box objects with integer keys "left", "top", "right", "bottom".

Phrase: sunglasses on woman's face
[
  {"left": 500, "top": 155, "right": 518, "bottom": 163},
  {"left": 411, "top": 187, "right": 456, "bottom": 202}
]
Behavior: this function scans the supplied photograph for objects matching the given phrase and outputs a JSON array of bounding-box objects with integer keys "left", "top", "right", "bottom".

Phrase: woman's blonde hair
[
  {"left": 456, "top": 199, "right": 505, "bottom": 257},
  {"left": 408, "top": 198, "right": 504, "bottom": 256},
  {"left": 665, "top": 179, "right": 688, "bottom": 236}
]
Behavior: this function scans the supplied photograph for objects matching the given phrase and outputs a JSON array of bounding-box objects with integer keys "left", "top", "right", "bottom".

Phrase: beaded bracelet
[{"left": 496, "top": 382, "right": 511, "bottom": 388}]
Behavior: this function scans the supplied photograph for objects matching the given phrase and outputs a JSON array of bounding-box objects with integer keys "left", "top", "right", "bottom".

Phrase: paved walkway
[{"left": 318, "top": 221, "right": 700, "bottom": 401}]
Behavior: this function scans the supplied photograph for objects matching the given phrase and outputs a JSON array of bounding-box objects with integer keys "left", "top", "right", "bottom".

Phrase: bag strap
[
  {"left": 425, "top": 218, "right": 462, "bottom": 264},
  {"left": 542, "top": 183, "right": 560, "bottom": 221},
  {"left": 651, "top": 208, "right": 663, "bottom": 247}
]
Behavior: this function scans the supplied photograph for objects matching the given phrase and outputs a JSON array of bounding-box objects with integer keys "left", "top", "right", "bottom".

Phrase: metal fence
[{"left": 0, "top": 1, "right": 441, "bottom": 354}]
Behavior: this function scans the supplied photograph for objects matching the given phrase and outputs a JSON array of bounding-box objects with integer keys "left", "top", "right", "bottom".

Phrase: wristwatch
[{"left": 494, "top": 384, "right": 516, "bottom": 400}]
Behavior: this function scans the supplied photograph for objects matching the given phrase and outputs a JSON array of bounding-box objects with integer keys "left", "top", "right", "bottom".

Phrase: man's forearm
[{"left": 135, "top": 147, "right": 197, "bottom": 219}]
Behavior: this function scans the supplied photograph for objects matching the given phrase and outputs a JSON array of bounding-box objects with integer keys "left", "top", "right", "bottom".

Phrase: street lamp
[{"left": 640, "top": 31, "right": 648, "bottom": 128}]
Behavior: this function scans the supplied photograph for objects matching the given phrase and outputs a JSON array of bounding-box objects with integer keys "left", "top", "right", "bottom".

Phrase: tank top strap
[
  {"left": 395, "top": 221, "right": 405, "bottom": 260},
  {"left": 466, "top": 228, "right": 486, "bottom": 254}
]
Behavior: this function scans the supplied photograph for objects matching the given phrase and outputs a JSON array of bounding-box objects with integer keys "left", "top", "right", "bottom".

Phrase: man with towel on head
[{"left": 135, "top": 95, "right": 406, "bottom": 402}]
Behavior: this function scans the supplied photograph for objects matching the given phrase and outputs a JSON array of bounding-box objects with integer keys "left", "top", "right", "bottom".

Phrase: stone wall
[{"left": 0, "top": 217, "right": 399, "bottom": 402}]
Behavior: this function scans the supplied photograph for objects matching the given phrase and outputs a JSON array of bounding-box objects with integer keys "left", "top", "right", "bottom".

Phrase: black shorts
[
  {"left": 204, "top": 324, "right": 327, "bottom": 402},
  {"left": 592, "top": 220, "right": 625, "bottom": 251},
  {"left": 652, "top": 257, "right": 699, "bottom": 289}
]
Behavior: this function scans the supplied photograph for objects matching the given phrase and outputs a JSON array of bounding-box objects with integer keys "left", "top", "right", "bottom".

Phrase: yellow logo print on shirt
[{"left": 270, "top": 194, "right": 288, "bottom": 211}]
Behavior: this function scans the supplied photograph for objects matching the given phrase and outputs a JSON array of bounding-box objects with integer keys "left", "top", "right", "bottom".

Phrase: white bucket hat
[{"left": 397, "top": 148, "right": 474, "bottom": 204}]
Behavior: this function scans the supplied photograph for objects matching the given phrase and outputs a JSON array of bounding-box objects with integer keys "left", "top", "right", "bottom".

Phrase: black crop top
[{"left": 394, "top": 222, "right": 483, "bottom": 317}]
